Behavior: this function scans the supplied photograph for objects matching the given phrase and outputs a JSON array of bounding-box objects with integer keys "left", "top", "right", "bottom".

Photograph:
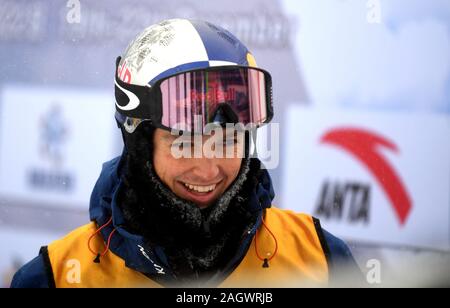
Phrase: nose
[{"left": 191, "top": 158, "right": 221, "bottom": 183}]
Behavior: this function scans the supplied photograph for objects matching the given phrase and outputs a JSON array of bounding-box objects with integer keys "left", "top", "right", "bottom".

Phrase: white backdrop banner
[
  {"left": 0, "top": 85, "right": 117, "bottom": 209},
  {"left": 282, "top": 106, "right": 450, "bottom": 251}
]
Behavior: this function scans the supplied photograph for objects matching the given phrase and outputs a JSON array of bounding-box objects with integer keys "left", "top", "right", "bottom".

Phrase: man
[{"left": 11, "top": 19, "right": 360, "bottom": 288}]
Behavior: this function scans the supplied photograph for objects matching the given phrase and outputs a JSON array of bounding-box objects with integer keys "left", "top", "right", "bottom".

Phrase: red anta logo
[{"left": 320, "top": 127, "right": 412, "bottom": 225}]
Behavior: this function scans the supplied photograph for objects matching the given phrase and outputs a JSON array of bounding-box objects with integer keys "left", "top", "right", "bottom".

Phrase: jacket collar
[{"left": 88, "top": 150, "right": 275, "bottom": 283}]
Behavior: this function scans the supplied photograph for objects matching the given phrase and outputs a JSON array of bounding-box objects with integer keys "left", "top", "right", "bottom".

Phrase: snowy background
[{"left": 0, "top": 0, "right": 449, "bottom": 287}]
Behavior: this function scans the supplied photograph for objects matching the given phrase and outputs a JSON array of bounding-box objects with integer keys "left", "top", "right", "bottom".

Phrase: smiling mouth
[
  {"left": 177, "top": 180, "right": 224, "bottom": 207},
  {"left": 181, "top": 182, "right": 218, "bottom": 193}
]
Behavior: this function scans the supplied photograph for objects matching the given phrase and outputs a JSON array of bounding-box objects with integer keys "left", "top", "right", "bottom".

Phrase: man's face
[{"left": 152, "top": 128, "right": 244, "bottom": 209}]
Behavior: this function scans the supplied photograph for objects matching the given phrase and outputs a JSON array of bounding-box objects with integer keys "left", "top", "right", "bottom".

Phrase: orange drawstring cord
[
  {"left": 87, "top": 217, "right": 117, "bottom": 263},
  {"left": 254, "top": 215, "right": 278, "bottom": 268}
]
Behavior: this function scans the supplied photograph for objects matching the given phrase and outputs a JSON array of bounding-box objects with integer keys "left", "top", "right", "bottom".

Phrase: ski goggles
[{"left": 114, "top": 57, "right": 273, "bottom": 133}]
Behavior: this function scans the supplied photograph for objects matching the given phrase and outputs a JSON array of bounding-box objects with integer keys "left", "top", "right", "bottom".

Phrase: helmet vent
[
  {"left": 217, "top": 31, "right": 237, "bottom": 46},
  {"left": 205, "top": 21, "right": 237, "bottom": 46}
]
